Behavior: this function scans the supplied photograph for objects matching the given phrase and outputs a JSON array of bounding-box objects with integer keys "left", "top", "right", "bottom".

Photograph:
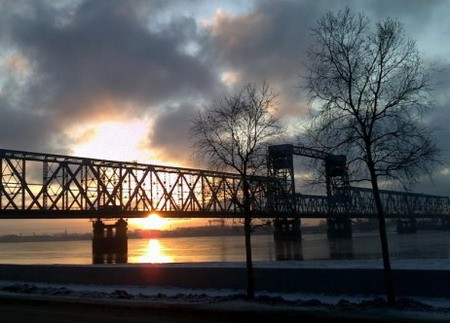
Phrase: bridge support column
[
  {"left": 273, "top": 218, "right": 302, "bottom": 260},
  {"left": 273, "top": 218, "right": 302, "bottom": 240},
  {"left": 92, "top": 218, "right": 128, "bottom": 264},
  {"left": 327, "top": 217, "right": 352, "bottom": 239},
  {"left": 396, "top": 218, "right": 417, "bottom": 234}
]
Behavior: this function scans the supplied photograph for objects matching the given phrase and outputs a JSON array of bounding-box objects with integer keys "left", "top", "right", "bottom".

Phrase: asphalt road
[{"left": 0, "top": 297, "right": 447, "bottom": 323}]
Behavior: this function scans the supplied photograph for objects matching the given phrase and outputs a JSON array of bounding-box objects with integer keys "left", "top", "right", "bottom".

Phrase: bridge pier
[
  {"left": 396, "top": 218, "right": 417, "bottom": 234},
  {"left": 273, "top": 218, "right": 302, "bottom": 240},
  {"left": 327, "top": 217, "right": 352, "bottom": 239},
  {"left": 92, "top": 218, "right": 128, "bottom": 264},
  {"left": 273, "top": 218, "right": 302, "bottom": 260},
  {"left": 274, "top": 239, "right": 303, "bottom": 260}
]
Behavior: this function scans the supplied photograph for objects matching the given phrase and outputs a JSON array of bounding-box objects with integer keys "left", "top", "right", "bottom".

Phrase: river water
[{"left": 1, "top": 230, "right": 450, "bottom": 265}]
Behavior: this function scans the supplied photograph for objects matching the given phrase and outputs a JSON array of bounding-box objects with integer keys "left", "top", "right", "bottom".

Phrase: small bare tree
[
  {"left": 190, "top": 82, "right": 283, "bottom": 299},
  {"left": 303, "top": 8, "right": 439, "bottom": 304}
]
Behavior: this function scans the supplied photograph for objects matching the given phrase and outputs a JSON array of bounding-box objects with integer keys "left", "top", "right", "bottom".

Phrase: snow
[
  {"left": 1, "top": 260, "right": 450, "bottom": 320},
  {"left": 0, "top": 280, "right": 449, "bottom": 321}
]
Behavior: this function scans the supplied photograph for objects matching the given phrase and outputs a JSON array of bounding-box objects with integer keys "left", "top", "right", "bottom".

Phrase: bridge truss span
[
  {"left": 1, "top": 148, "right": 449, "bottom": 220},
  {"left": 0, "top": 149, "right": 272, "bottom": 219},
  {"left": 344, "top": 187, "right": 450, "bottom": 219},
  {"left": 271, "top": 190, "right": 450, "bottom": 219}
]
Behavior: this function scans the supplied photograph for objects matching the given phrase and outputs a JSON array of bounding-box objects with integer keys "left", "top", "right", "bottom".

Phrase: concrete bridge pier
[
  {"left": 274, "top": 238, "right": 303, "bottom": 260},
  {"left": 273, "top": 218, "right": 302, "bottom": 241},
  {"left": 92, "top": 218, "right": 128, "bottom": 264},
  {"left": 396, "top": 218, "right": 417, "bottom": 234},
  {"left": 327, "top": 217, "right": 352, "bottom": 239},
  {"left": 273, "top": 218, "right": 302, "bottom": 260}
]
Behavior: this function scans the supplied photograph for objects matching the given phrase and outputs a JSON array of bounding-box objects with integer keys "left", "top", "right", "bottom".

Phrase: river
[{"left": 1, "top": 230, "right": 450, "bottom": 265}]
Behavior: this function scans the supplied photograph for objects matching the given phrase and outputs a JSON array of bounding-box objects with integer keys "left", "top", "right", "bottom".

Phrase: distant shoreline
[
  {"left": 0, "top": 224, "right": 329, "bottom": 243},
  {"left": 8, "top": 218, "right": 440, "bottom": 243}
]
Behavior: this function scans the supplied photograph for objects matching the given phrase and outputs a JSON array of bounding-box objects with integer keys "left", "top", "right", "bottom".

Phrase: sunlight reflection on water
[{"left": 134, "top": 239, "right": 174, "bottom": 263}]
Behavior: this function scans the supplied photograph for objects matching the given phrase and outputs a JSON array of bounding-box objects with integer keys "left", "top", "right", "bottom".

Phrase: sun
[{"left": 131, "top": 214, "right": 169, "bottom": 231}]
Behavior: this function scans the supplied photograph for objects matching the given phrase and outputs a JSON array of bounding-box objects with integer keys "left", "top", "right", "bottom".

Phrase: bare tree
[
  {"left": 190, "top": 82, "right": 283, "bottom": 299},
  {"left": 302, "top": 8, "right": 439, "bottom": 304}
]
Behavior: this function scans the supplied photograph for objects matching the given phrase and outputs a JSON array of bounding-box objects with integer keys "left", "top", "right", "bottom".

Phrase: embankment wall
[{"left": 0, "top": 264, "right": 446, "bottom": 298}]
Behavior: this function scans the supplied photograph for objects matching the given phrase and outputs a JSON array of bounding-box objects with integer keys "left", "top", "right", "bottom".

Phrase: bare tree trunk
[
  {"left": 243, "top": 175, "right": 255, "bottom": 299},
  {"left": 244, "top": 213, "right": 254, "bottom": 299},
  {"left": 368, "top": 164, "right": 396, "bottom": 305}
]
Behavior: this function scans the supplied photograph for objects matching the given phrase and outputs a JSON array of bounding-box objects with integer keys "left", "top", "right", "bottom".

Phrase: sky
[{"left": 0, "top": 0, "right": 450, "bottom": 234}]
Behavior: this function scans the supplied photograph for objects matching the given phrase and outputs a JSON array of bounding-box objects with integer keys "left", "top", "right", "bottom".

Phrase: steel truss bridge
[
  {"left": 275, "top": 188, "right": 450, "bottom": 219},
  {"left": 0, "top": 148, "right": 449, "bottom": 220}
]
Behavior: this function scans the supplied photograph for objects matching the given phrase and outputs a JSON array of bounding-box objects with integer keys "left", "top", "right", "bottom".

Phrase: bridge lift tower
[{"left": 267, "top": 144, "right": 352, "bottom": 238}]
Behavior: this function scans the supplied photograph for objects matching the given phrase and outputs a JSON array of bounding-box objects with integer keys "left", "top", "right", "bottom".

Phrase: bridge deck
[{"left": 0, "top": 210, "right": 448, "bottom": 220}]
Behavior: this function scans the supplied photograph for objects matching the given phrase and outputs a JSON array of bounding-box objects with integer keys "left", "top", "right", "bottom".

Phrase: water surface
[{"left": 1, "top": 230, "right": 450, "bottom": 265}]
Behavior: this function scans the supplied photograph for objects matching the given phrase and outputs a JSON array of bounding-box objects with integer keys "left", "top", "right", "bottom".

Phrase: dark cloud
[
  {"left": 150, "top": 103, "right": 197, "bottom": 165},
  {"left": 9, "top": 0, "right": 214, "bottom": 118},
  {"left": 0, "top": 104, "right": 67, "bottom": 152},
  {"left": 203, "top": 0, "right": 331, "bottom": 118}
]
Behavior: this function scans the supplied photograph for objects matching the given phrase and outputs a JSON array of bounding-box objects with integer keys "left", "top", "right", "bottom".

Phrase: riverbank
[
  {"left": 0, "top": 279, "right": 449, "bottom": 323},
  {"left": 1, "top": 262, "right": 450, "bottom": 322},
  {"left": 1, "top": 261, "right": 450, "bottom": 298}
]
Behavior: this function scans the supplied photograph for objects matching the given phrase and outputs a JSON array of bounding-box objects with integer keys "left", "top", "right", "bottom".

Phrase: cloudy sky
[{"left": 1, "top": 0, "right": 449, "bottom": 233}]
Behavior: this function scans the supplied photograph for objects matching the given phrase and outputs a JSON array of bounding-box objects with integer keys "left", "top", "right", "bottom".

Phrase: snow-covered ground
[
  {"left": 0, "top": 279, "right": 445, "bottom": 307},
  {"left": 0, "top": 280, "right": 449, "bottom": 321},
  {"left": 1, "top": 260, "right": 450, "bottom": 321}
]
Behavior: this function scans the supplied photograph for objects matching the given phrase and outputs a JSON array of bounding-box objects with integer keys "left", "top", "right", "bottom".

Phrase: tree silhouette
[
  {"left": 303, "top": 7, "right": 439, "bottom": 304},
  {"left": 190, "top": 82, "right": 283, "bottom": 299}
]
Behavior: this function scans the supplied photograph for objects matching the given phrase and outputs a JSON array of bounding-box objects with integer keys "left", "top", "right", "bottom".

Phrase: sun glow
[
  {"left": 68, "top": 119, "right": 156, "bottom": 163},
  {"left": 131, "top": 214, "right": 170, "bottom": 231}
]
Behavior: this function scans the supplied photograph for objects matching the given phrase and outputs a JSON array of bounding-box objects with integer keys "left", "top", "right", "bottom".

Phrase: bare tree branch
[
  {"left": 300, "top": 7, "right": 440, "bottom": 305},
  {"left": 190, "top": 82, "right": 284, "bottom": 300}
]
